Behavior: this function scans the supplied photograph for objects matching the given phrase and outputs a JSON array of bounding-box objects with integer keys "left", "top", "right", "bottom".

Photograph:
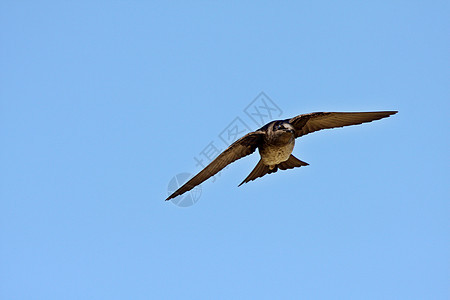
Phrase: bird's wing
[
  {"left": 166, "top": 131, "right": 264, "bottom": 200},
  {"left": 288, "top": 111, "right": 397, "bottom": 138}
]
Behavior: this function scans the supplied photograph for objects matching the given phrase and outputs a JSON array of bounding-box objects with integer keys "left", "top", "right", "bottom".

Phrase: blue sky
[{"left": 1, "top": 1, "right": 449, "bottom": 299}]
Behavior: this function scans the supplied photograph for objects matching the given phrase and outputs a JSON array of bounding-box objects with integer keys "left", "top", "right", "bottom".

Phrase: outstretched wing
[
  {"left": 166, "top": 131, "right": 264, "bottom": 200},
  {"left": 288, "top": 111, "right": 397, "bottom": 138}
]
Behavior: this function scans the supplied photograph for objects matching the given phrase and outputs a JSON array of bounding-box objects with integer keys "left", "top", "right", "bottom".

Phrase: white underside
[{"left": 260, "top": 141, "right": 295, "bottom": 166}]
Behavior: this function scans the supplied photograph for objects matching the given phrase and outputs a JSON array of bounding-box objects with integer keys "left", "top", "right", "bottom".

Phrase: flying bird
[{"left": 166, "top": 111, "right": 397, "bottom": 200}]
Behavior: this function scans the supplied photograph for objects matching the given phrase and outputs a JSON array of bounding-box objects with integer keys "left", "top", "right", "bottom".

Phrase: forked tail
[{"left": 239, "top": 154, "right": 308, "bottom": 186}]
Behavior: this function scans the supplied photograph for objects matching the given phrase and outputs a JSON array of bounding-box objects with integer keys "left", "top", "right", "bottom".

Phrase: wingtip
[
  {"left": 376, "top": 110, "right": 398, "bottom": 119},
  {"left": 377, "top": 110, "right": 398, "bottom": 116}
]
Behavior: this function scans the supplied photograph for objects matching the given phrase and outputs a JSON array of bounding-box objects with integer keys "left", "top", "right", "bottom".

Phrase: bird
[{"left": 166, "top": 111, "right": 397, "bottom": 201}]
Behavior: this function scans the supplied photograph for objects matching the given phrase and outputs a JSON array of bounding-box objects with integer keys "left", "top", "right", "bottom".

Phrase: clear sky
[{"left": 1, "top": 1, "right": 449, "bottom": 299}]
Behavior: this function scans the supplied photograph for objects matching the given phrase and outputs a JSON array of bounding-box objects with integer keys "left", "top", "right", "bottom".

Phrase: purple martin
[{"left": 166, "top": 111, "right": 397, "bottom": 201}]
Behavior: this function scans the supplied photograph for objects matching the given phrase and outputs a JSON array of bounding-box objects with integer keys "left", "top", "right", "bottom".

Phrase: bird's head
[
  {"left": 273, "top": 122, "right": 295, "bottom": 134},
  {"left": 270, "top": 121, "right": 295, "bottom": 142}
]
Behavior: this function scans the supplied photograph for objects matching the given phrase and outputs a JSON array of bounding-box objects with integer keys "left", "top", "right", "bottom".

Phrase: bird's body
[
  {"left": 260, "top": 139, "right": 295, "bottom": 168},
  {"left": 258, "top": 121, "right": 296, "bottom": 168},
  {"left": 166, "top": 111, "right": 397, "bottom": 201}
]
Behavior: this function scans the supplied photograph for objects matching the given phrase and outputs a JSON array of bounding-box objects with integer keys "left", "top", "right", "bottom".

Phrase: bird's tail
[{"left": 238, "top": 155, "right": 309, "bottom": 186}]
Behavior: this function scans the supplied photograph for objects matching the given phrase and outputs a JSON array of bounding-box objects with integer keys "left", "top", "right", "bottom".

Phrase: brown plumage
[{"left": 166, "top": 111, "right": 397, "bottom": 201}]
